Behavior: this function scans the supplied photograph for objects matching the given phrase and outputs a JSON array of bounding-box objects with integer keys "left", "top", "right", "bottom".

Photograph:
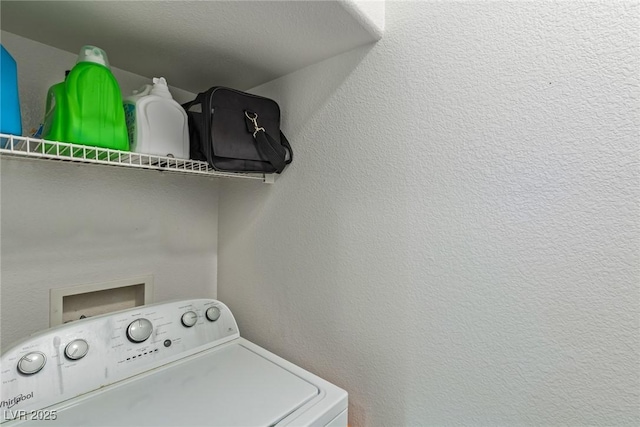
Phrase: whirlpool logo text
[{"left": 0, "top": 392, "right": 34, "bottom": 409}]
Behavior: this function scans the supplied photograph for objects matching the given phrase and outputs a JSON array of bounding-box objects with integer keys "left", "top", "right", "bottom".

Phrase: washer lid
[{"left": 25, "top": 343, "right": 319, "bottom": 426}]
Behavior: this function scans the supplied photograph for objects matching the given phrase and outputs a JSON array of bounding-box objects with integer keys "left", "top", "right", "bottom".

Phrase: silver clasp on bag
[{"left": 245, "top": 111, "right": 265, "bottom": 138}]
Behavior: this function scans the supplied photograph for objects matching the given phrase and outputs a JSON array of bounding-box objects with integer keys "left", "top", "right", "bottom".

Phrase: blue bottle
[{"left": 0, "top": 45, "right": 22, "bottom": 138}]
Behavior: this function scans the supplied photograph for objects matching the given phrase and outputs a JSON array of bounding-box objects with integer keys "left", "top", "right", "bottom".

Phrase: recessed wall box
[{"left": 50, "top": 275, "right": 154, "bottom": 326}]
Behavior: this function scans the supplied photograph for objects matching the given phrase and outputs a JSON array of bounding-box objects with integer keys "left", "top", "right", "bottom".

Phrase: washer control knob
[
  {"left": 205, "top": 306, "right": 221, "bottom": 322},
  {"left": 18, "top": 351, "right": 46, "bottom": 375},
  {"left": 181, "top": 311, "right": 198, "bottom": 327},
  {"left": 127, "top": 318, "right": 153, "bottom": 343},
  {"left": 65, "top": 339, "right": 89, "bottom": 360}
]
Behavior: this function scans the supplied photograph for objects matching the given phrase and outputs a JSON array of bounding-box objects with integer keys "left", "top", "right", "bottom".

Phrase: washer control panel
[{"left": 0, "top": 299, "right": 238, "bottom": 421}]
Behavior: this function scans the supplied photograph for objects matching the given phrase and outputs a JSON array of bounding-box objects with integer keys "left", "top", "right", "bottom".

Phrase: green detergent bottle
[{"left": 43, "top": 45, "right": 129, "bottom": 152}]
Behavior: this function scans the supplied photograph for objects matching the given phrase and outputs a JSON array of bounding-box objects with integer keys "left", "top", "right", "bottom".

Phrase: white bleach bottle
[{"left": 124, "top": 77, "right": 189, "bottom": 159}]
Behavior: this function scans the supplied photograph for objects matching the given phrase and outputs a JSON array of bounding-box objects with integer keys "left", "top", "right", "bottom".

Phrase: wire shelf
[{"left": 0, "top": 134, "right": 272, "bottom": 183}]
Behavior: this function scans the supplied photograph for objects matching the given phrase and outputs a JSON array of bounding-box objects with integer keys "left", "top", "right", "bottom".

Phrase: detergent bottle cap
[
  {"left": 150, "top": 77, "right": 173, "bottom": 99},
  {"left": 77, "top": 45, "right": 110, "bottom": 68}
]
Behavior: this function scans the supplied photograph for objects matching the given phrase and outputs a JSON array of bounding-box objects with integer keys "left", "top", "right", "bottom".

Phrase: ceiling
[{"left": 0, "top": 1, "right": 384, "bottom": 93}]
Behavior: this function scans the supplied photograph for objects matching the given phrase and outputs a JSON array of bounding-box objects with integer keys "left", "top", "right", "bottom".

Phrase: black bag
[{"left": 182, "top": 87, "right": 292, "bottom": 174}]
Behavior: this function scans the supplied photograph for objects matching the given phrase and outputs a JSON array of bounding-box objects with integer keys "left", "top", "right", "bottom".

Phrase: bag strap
[
  {"left": 181, "top": 91, "right": 205, "bottom": 112},
  {"left": 245, "top": 111, "right": 293, "bottom": 174},
  {"left": 254, "top": 131, "right": 292, "bottom": 173},
  {"left": 279, "top": 131, "right": 293, "bottom": 164}
]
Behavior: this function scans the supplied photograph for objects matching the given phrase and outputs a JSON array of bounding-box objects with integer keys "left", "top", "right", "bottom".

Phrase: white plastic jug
[{"left": 124, "top": 77, "right": 189, "bottom": 159}]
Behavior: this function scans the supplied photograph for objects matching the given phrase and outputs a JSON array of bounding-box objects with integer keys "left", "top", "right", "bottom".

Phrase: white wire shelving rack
[{"left": 0, "top": 134, "right": 273, "bottom": 183}]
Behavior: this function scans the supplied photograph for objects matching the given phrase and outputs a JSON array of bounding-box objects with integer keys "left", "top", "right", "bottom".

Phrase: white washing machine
[{"left": 0, "top": 299, "right": 347, "bottom": 426}]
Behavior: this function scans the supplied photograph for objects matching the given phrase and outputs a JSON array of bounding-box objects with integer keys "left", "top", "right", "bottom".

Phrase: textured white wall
[
  {"left": 218, "top": 1, "right": 639, "bottom": 425},
  {"left": 0, "top": 33, "right": 217, "bottom": 350}
]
